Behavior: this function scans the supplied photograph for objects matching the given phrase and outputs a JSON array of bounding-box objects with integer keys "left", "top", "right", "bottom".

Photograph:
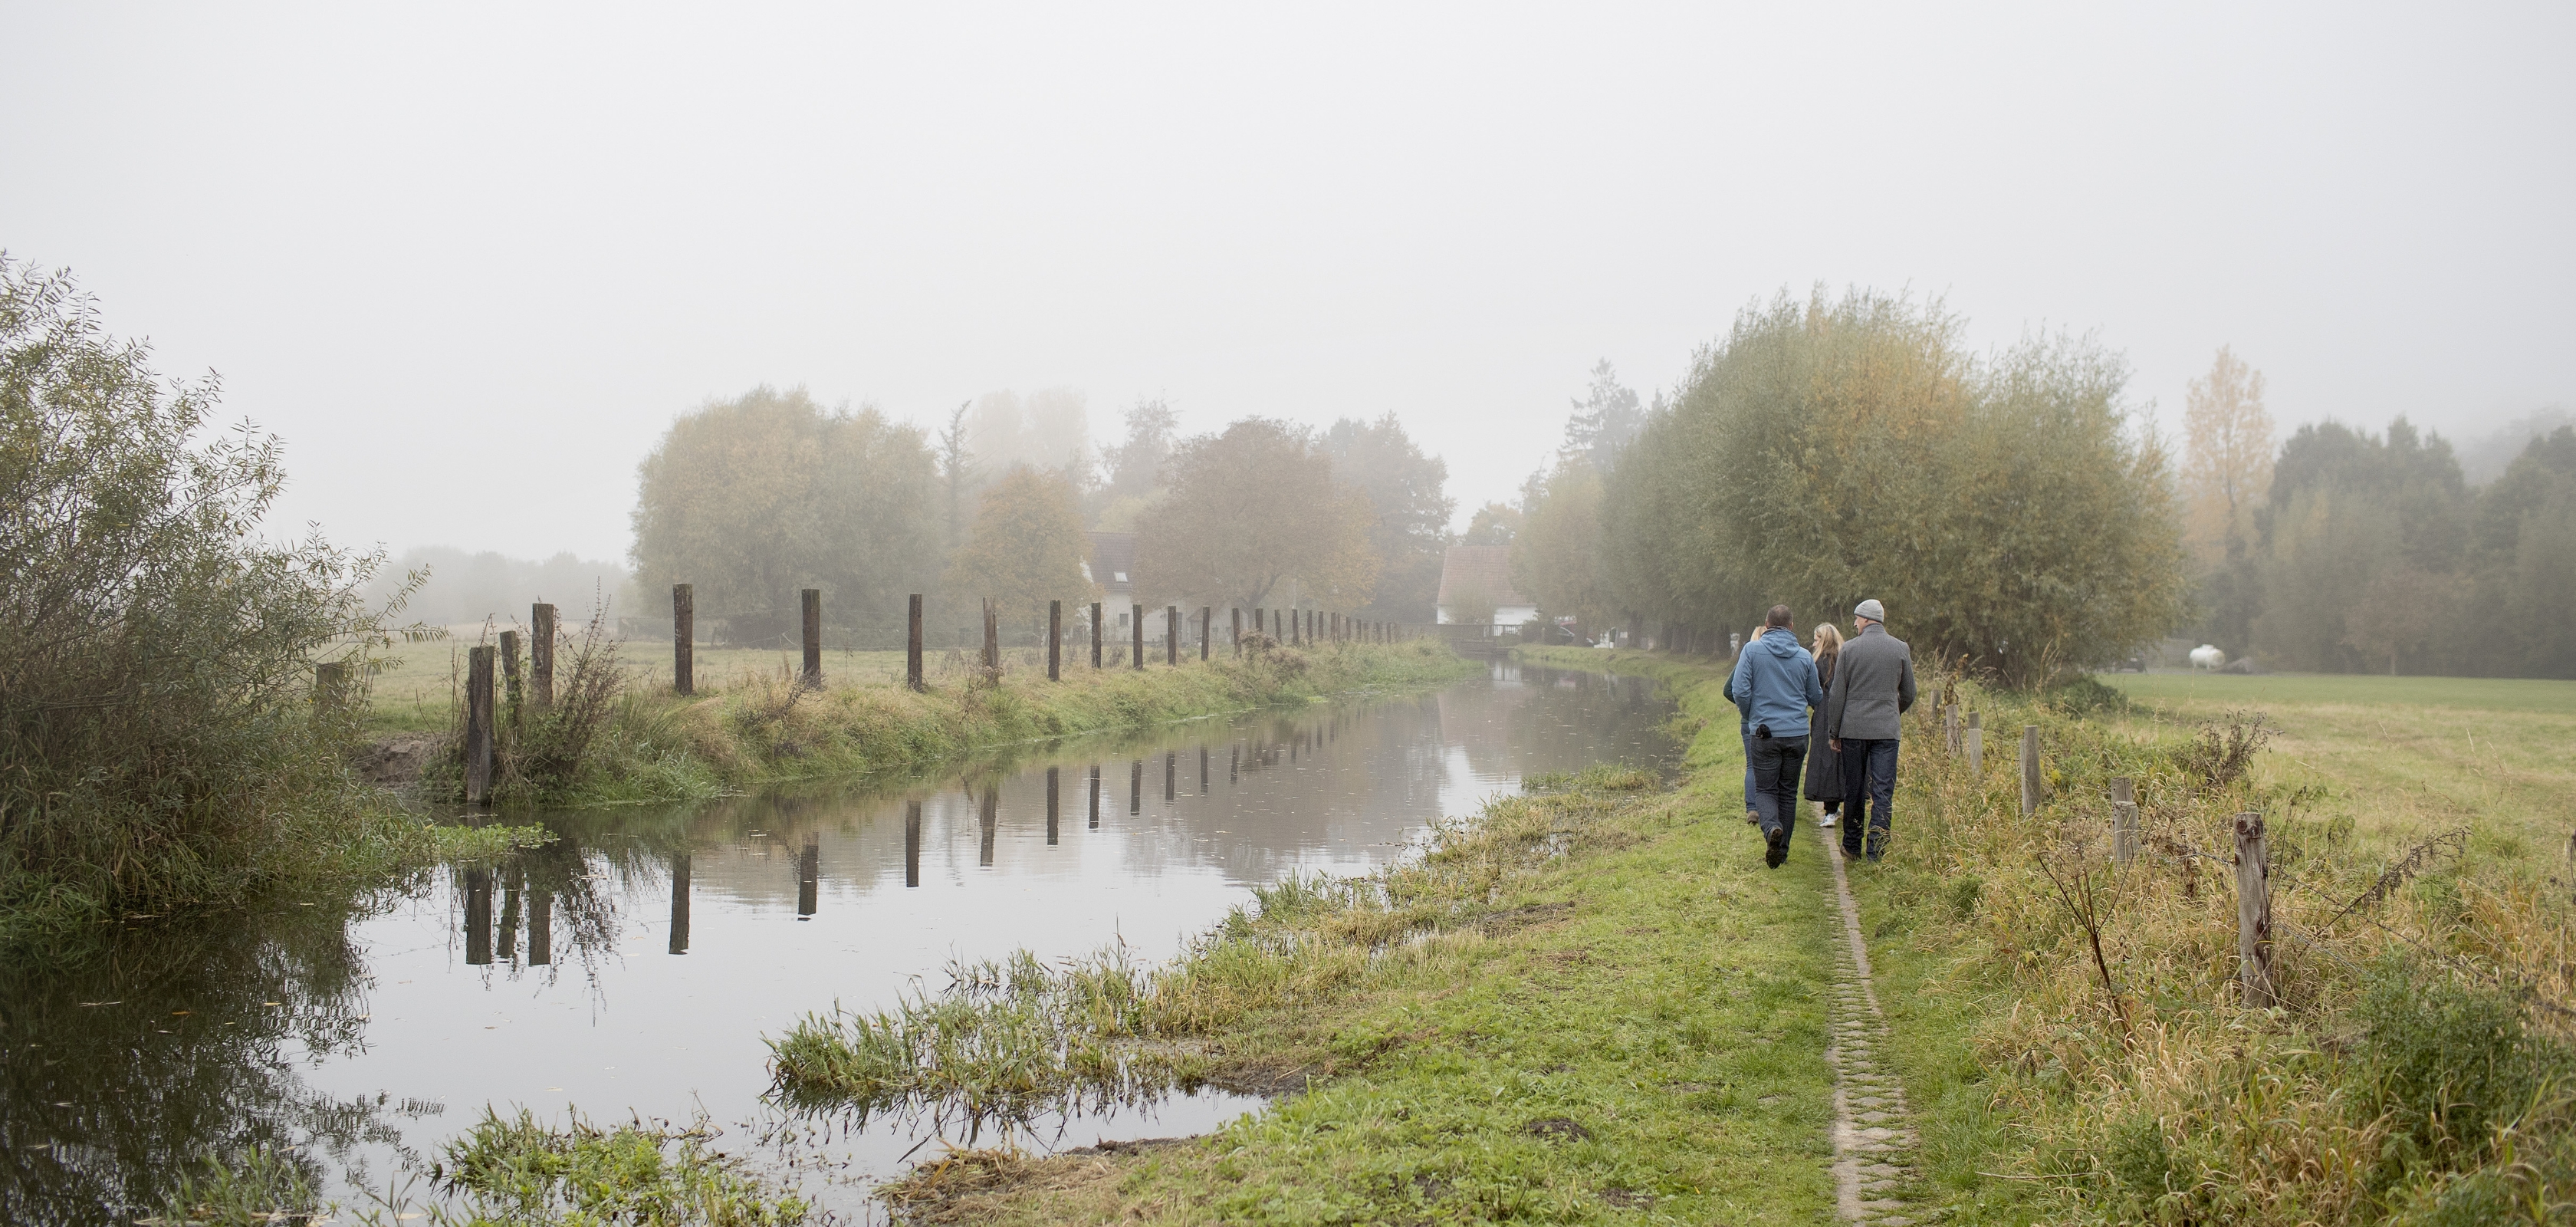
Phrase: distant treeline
[
  {"left": 1512, "top": 290, "right": 2186, "bottom": 686},
  {"left": 362, "top": 546, "right": 629, "bottom": 629}
]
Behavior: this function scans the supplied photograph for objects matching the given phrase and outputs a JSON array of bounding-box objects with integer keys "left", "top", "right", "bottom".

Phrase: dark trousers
[
  {"left": 1839, "top": 738, "right": 1898, "bottom": 858},
  {"left": 1748, "top": 734, "right": 1806, "bottom": 845}
]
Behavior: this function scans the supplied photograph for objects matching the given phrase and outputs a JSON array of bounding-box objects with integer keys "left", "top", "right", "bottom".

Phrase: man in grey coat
[{"left": 1825, "top": 598, "right": 1914, "bottom": 861}]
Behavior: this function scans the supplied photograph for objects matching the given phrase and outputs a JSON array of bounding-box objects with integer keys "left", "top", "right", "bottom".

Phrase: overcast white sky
[{"left": 5, "top": 3, "right": 2570, "bottom": 563}]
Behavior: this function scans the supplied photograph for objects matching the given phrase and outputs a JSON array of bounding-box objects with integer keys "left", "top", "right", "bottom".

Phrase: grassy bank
[
  {"left": 769, "top": 645, "right": 2576, "bottom": 1225},
  {"left": 770, "top": 646, "right": 1861, "bottom": 1224},
  {"left": 426, "top": 640, "right": 1477, "bottom": 808}
]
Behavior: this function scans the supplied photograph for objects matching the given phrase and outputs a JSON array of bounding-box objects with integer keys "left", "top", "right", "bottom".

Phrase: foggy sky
[{"left": 4, "top": 3, "right": 2569, "bottom": 564}]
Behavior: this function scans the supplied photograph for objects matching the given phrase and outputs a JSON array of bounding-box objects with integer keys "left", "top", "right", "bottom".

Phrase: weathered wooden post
[
  {"left": 314, "top": 661, "right": 348, "bottom": 713},
  {"left": 530, "top": 603, "right": 557, "bottom": 709},
  {"left": 499, "top": 630, "right": 524, "bottom": 723},
  {"left": 1232, "top": 607, "right": 1243, "bottom": 656},
  {"left": 672, "top": 584, "right": 695, "bottom": 696},
  {"left": 1049, "top": 600, "right": 1063, "bottom": 681},
  {"left": 801, "top": 589, "right": 823, "bottom": 687},
  {"left": 465, "top": 645, "right": 495, "bottom": 804},
  {"left": 1965, "top": 710, "right": 1983, "bottom": 778},
  {"left": 1131, "top": 604, "right": 1145, "bottom": 669},
  {"left": 2019, "top": 725, "right": 2043, "bottom": 817},
  {"left": 907, "top": 594, "right": 925, "bottom": 691},
  {"left": 1166, "top": 605, "right": 1178, "bottom": 666},
  {"left": 1091, "top": 601, "right": 1104, "bottom": 669},
  {"left": 2111, "top": 777, "right": 2140, "bottom": 867},
  {"left": 2236, "top": 811, "right": 2274, "bottom": 1007},
  {"left": 1944, "top": 704, "right": 1960, "bottom": 754},
  {"left": 1200, "top": 607, "right": 1211, "bottom": 661}
]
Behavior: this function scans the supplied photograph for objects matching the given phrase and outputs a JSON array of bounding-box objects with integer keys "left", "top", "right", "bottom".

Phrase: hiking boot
[
  {"left": 1744, "top": 810, "right": 1759, "bottom": 825},
  {"left": 1763, "top": 824, "right": 1788, "bottom": 868}
]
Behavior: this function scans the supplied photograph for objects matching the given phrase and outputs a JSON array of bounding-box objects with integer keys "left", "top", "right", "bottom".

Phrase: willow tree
[
  {"left": 1595, "top": 288, "right": 2185, "bottom": 683},
  {"left": 629, "top": 387, "right": 939, "bottom": 643},
  {"left": 1132, "top": 418, "right": 1378, "bottom": 614}
]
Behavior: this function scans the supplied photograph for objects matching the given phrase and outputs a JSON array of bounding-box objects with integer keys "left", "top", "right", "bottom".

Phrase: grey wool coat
[{"left": 1824, "top": 623, "right": 1916, "bottom": 741}]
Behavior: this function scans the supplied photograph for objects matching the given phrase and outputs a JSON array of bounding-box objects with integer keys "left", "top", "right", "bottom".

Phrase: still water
[{"left": 0, "top": 662, "right": 1678, "bottom": 1223}]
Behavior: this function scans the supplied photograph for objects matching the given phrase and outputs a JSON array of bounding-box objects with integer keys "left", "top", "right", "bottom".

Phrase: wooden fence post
[
  {"left": 907, "top": 594, "right": 925, "bottom": 691},
  {"left": 1965, "top": 710, "right": 1983, "bottom": 778},
  {"left": 1201, "top": 606, "right": 1211, "bottom": 661},
  {"left": 1091, "top": 601, "right": 1104, "bottom": 669},
  {"left": 2019, "top": 725, "right": 2043, "bottom": 817},
  {"left": 465, "top": 645, "right": 495, "bottom": 804},
  {"left": 982, "top": 598, "right": 1000, "bottom": 674},
  {"left": 2112, "top": 777, "right": 2139, "bottom": 867},
  {"left": 672, "top": 584, "right": 695, "bottom": 696},
  {"left": 1131, "top": 604, "right": 1145, "bottom": 669},
  {"left": 499, "top": 630, "right": 524, "bottom": 724},
  {"left": 1049, "top": 600, "right": 1062, "bottom": 681},
  {"left": 1944, "top": 704, "right": 1960, "bottom": 754},
  {"left": 1232, "top": 607, "right": 1243, "bottom": 656},
  {"left": 315, "top": 662, "right": 347, "bottom": 712},
  {"left": 801, "top": 589, "right": 823, "bottom": 687},
  {"left": 531, "top": 603, "right": 556, "bottom": 709},
  {"left": 2235, "top": 811, "right": 2275, "bottom": 1007},
  {"left": 1166, "top": 605, "right": 1178, "bottom": 666}
]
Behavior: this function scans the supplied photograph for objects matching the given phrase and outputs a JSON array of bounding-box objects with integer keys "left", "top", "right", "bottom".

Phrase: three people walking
[{"left": 1727, "top": 598, "right": 1913, "bottom": 867}]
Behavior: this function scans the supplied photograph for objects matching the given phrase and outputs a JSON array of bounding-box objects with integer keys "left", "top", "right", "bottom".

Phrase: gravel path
[{"left": 1825, "top": 841, "right": 1924, "bottom": 1225}]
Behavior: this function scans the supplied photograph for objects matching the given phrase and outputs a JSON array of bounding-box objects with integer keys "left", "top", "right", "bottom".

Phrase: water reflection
[{"left": 1, "top": 662, "right": 1675, "bottom": 1225}]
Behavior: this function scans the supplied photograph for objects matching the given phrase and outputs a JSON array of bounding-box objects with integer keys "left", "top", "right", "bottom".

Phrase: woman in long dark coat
[{"left": 1805, "top": 623, "right": 1846, "bottom": 827}]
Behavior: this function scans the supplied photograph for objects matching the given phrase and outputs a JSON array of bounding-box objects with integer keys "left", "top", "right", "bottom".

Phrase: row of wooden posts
[
  {"left": 1937, "top": 701, "right": 2273, "bottom": 1008},
  {"left": 447, "top": 590, "right": 1411, "bottom": 804}
]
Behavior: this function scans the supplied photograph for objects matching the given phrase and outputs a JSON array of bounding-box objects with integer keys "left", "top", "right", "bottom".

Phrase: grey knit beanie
[{"left": 1853, "top": 598, "right": 1886, "bottom": 624}]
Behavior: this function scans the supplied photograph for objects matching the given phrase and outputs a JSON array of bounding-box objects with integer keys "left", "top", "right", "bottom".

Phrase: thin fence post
[
  {"left": 1232, "top": 607, "right": 1243, "bottom": 656},
  {"left": 1132, "top": 603, "right": 1145, "bottom": 669},
  {"left": 465, "top": 645, "right": 495, "bottom": 804},
  {"left": 315, "top": 662, "right": 347, "bottom": 713},
  {"left": 801, "top": 588, "right": 823, "bottom": 687},
  {"left": 1944, "top": 703, "right": 1960, "bottom": 754},
  {"left": 2112, "top": 777, "right": 2139, "bottom": 867},
  {"left": 2019, "top": 725, "right": 2043, "bottom": 817},
  {"left": 908, "top": 594, "right": 925, "bottom": 691},
  {"left": 672, "top": 584, "right": 695, "bottom": 696},
  {"left": 1166, "top": 605, "right": 1178, "bottom": 666},
  {"left": 1200, "top": 607, "right": 1211, "bottom": 661},
  {"left": 1966, "top": 710, "right": 1983, "bottom": 778},
  {"left": 499, "top": 630, "right": 524, "bottom": 725},
  {"left": 1091, "top": 601, "right": 1104, "bottom": 669},
  {"left": 983, "top": 598, "right": 1000, "bottom": 675},
  {"left": 531, "top": 603, "right": 556, "bottom": 709},
  {"left": 2235, "top": 811, "right": 2275, "bottom": 1007},
  {"left": 1049, "top": 600, "right": 1063, "bottom": 681}
]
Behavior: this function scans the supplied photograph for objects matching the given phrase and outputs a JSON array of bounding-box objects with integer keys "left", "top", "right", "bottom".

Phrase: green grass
[
  {"left": 2104, "top": 670, "right": 2576, "bottom": 715},
  {"left": 794, "top": 657, "right": 1851, "bottom": 1225}
]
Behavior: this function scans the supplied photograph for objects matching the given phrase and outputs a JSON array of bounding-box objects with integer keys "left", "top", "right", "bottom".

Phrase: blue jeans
[
  {"left": 1838, "top": 738, "right": 1899, "bottom": 858},
  {"left": 1748, "top": 734, "right": 1806, "bottom": 844}
]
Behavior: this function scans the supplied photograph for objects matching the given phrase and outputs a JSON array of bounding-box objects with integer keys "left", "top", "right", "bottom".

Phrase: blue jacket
[{"left": 1729, "top": 627, "right": 1824, "bottom": 741}]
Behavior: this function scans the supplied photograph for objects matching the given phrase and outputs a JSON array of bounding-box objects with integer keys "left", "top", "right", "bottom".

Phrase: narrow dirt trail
[{"left": 1825, "top": 843, "right": 1923, "bottom": 1224}]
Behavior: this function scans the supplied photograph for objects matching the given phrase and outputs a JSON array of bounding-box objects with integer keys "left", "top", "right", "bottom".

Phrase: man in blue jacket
[{"left": 1729, "top": 604, "right": 1824, "bottom": 869}]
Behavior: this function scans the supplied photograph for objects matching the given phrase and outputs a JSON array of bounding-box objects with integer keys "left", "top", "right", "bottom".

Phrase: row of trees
[
  {"left": 2180, "top": 353, "right": 2576, "bottom": 676},
  {"left": 627, "top": 389, "right": 1454, "bottom": 643},
  {"left": 1510, "top": 290, "right": 2190, "bottom": 685}
]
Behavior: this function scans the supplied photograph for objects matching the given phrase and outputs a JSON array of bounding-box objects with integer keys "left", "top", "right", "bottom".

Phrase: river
[{"left": 0, "top": 660, "right": 1680, "bottom": 1224}]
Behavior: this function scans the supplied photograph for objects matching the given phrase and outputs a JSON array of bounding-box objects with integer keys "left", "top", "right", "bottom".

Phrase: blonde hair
[{"left": 1811, "top": 623, "right": 1844, "bottom": 656}]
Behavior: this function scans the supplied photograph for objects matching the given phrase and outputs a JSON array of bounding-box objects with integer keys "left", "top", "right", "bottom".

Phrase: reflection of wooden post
[
  {"left": 672, "top": 584, "right": 695, "bottom": 696},
  {"left": 1165, "top": 751, "right": 1175, "bottom": 802},
  {"left": 979, "top": 785, "right": 997, "bottom": 867},
  {"left": 464, "top": 866, "right": 493, "bottom": 965},
  {"left": 907, "top": 594, "right": 925, "bottom": 692},
  {"left": 904, "top": 801, "right": 922, "bottom": 888},
  {"left": 1088, "top": 765, "right": 1100, "bottom": 830},
  {"left": 2019, "top": 725, "right": 2043, "bottom": 817},
  {"left": 1049, "top": 600, "right": 1062, "bottom": 681},
  {"left": 2235, "top": 812, "right": 2274, "bottom": 1007},
  {"left": 1046, "top": 766, "right": 1060, "bottom": 845},
  {"left": 801, "top": 588, "right": 823, "bottom": 687},
  {"left": 529, "top": 887, "right": 552, "bottom": 965},
  {"left": 1200, "top": 746, "right": 1209, "bottom": 793},
  {"left": 1966, "top": 710, "right": 1983, "bottom": 778},
  {"left": 531, "top": 603, "right": 556, "bottom": 709},
  {"left": 465, "top": 646, "right": 495, "bottom": 804},
  {"left": 1090, "top": 602, "right": 1104, "bottom": 669},
  {"left": 668, "top": 853, "right": 691, "bottom": 955},
  {"left": 1130, "top": 759, "right": 1142, "bottom": 814},
  {"left": 2111, "top": 777, "right": 2139, "bottom": 866},
  {"left": 1132, "top": 604, "right": 1145, "bottom": 669},
  {"left": 797, "top": 834, "right": 819, "bottom": 917}
]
